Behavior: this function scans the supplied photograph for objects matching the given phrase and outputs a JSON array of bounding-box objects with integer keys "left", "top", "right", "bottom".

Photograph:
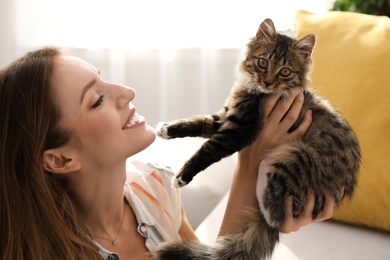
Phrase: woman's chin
[{"left": 129, "top": 126, "right": 156, "bottom": 157}]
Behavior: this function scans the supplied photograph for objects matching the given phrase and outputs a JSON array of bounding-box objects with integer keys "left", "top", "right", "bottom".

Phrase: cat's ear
[
  {"left": 293, "top": 34, "right": 316, "bottom": 59},
  {"left": 256, "top": 18, "right": 277, "bottom": 40}
]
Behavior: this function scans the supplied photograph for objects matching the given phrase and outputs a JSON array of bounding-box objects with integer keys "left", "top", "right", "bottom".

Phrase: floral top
[{"left": 95, "top": 161, "right": 182, "bottom": 259}]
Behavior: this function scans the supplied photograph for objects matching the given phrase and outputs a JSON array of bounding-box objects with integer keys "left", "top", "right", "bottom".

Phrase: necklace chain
[{"left": 91, "top": 209, "right": 125, "bottom": 246}]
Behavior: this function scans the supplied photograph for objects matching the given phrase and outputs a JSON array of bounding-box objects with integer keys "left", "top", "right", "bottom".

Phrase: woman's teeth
[{"left": 126, "top": 112, "right": 141, "bottom": 129}]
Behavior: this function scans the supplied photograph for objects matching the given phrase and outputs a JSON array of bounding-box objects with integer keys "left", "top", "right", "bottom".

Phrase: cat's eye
[
  {"left": 279, "top": 68, "right": 292, "bottom": 77},
  {"left": 257, "top": 58, "right": 268, "bottom": 69}
]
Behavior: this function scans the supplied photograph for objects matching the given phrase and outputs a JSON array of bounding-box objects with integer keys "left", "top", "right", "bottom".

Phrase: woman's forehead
[
  {"left": 50, "top": 55, "right": 98, "bottom": 102},
  {"left": 54, "top": 55, "right": 96, "bottom": 73}
]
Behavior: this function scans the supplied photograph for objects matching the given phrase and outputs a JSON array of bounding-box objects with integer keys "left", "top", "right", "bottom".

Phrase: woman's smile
[{"left": 123, "top": 110, "right": 145, "bottom": 130}]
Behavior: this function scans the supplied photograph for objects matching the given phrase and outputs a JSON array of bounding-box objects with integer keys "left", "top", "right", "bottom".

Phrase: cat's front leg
[{"left": 156, "top": 114, "right": 223, "bottom": 139}]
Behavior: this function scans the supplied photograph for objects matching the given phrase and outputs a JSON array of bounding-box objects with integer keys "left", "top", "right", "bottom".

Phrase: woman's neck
[{"left": 65, "top": 163, "right": 127, "bottom": 237}]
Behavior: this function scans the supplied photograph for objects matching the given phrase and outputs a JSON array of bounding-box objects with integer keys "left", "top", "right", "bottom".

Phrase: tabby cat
[{"left": 154, "top": 18, "right": 360, "bottom": 259}]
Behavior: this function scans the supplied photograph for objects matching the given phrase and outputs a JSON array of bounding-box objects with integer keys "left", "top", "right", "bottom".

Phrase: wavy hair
[{"left": 0, "top": 47, "right": 102, "bottom": 259}]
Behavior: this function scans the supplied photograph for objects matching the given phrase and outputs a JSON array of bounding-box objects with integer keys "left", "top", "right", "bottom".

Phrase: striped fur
[{"left": 155, "top": 18, "right": 360, "bottom": 259}]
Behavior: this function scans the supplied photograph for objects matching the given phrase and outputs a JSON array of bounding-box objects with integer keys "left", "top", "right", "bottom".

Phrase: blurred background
[
  {"left": 1, "top": 0, "right": 331, "bottom": 127},
  {"left": 4, "top": 0, "right": 389, "bottom": 230},
  {"left": 1, "top": 0, "right": 333, "bottom": 228}
]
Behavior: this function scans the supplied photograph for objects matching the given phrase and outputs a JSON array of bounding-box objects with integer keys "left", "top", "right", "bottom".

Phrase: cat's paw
[
  {"left": 155, "top": 122, "right": 171, "bottom": 139},
  {"left": 173, "top": 176, "right": 188, "bottom": 188}
]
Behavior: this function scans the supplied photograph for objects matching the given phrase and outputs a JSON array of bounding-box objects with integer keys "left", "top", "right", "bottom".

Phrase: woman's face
[{"left": 50, "top": 55, "right": 156, "bottom": 168}]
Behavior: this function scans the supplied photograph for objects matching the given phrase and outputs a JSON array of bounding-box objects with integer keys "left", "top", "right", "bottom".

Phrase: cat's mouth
[
  {"left": 260, "top": 81, "right": 273, "bottom": 90},
  {"left": 257, "top": 80, "right": 282, "bottom": 93},
  {"left": 258, "top": 84, "right": 274, "bottom": 93},
  {"left": 258, "top": 82, "right": 301, "bottom": 98}
]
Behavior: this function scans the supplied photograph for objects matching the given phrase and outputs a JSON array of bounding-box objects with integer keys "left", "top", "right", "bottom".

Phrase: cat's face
[{"left": 237, "top": 18, "right": 315, "bottom": 96}]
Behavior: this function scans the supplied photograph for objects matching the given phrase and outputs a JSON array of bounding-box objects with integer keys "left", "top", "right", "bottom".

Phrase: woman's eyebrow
[{"left": 80, "top": 78, "right": 97, "bottom": 103}]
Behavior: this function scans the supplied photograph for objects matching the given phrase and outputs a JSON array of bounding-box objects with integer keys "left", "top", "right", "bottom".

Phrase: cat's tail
[{"left": 152, "top": 209, "right": 279, "bottom": 260}]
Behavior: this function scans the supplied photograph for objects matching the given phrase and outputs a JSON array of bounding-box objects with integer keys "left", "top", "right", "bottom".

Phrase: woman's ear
[{"left": 43, "top": 149, "right": 81, "bottom": 174}]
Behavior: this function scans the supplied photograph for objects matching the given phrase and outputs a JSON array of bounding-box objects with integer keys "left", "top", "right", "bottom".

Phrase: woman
[{"left": 0, "top": 47, "right": 335, "bottom": 259}]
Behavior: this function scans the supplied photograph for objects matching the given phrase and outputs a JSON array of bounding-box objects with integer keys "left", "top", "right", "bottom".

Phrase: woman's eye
[
  {"left": 279, "top": 68, "right": 292, "bottom": 77},
  {"left": 91, "top": 95, "right": 104, "bottom": 109},
  {"left": 257, "top": 58, "right": 268, "bottom": 69}
]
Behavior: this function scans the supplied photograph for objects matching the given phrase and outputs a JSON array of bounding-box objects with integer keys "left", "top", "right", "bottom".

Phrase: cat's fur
[
  {"left": 153, "top": 209, "right": 278, "bottom": 260},
  {"left": 154, "top": 18, "right": 360, "bottom": 259}
]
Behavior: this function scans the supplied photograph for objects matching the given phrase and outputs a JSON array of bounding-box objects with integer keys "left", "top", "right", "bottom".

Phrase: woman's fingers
[
  {"left": 292, "top": 109, "right": 312, "bottom": 138},
  {"left": 281, "top": 190, "right": 315, "bottom": 234},
  {"left": 281, "top": 196, "right": 302, "bottom": 234},
  {"left": 314, "top": 193, "right": 336, "bottom": 222},
  {"left": 266, "top": 93, "right": 301, "bottom": 122},
  {"left": 314, "top": 186, "right": 344, "bottom": 222},
  {"left": 298, "top": 190, "right": 316, "bottom": 226},
  {"left": 269, "top": 99, "right": 311, "bottom": 148},
  {"left": 282, "top": 190, "right": 340, "bottom": 234},
  {"left": 261, "top": 93, "right": 307, "bottom": 146},
  {"left": 263, "top": 93, "right": 281, "bottom": 118},
  {"left": 278, "top": 93, "right": 304, "bottom": 127}
]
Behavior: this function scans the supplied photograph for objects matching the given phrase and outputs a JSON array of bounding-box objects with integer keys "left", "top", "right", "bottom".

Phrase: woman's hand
[
  {"left": 250, "top": 93, "right": 338, "bottom": 234},
  {"left": 238, "top": 93, "right": 312, "bottom": 170},
  {"left": 220, "top": 93, "right": 312, "bottom": 236},
  {"left": 281, "top": 190, "right": 337, "bottom": 234},
  {"left": 257, "top": 160, "right": 339, "bottom": 234}
]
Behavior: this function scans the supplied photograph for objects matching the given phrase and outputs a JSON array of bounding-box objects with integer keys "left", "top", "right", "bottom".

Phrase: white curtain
[{"left": 1, "top": 0, "right": 329, "bottom": 127}]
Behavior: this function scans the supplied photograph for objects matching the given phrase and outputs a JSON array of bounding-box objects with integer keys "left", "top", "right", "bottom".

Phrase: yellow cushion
[{"left": 294, "top": 10, "right": 390, "bottom": 232}]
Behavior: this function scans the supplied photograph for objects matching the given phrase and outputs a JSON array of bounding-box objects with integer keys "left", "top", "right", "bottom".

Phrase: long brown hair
[{"left": 0, "top": 48, "right": 102, "bottom": 259}]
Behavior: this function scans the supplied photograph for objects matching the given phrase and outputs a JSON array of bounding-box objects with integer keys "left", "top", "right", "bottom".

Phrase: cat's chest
[{"left": 229, "top": 91, "right": 265, "bottom": 114}]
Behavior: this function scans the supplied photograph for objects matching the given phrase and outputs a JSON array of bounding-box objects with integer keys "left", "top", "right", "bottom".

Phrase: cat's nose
[{"left": 264, "top": 81, "right": 272, "bottom": 88}]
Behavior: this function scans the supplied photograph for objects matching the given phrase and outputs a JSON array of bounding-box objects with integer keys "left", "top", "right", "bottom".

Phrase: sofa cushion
[{"left": 294, "top": 10, "right": 390, "bottom": 231}]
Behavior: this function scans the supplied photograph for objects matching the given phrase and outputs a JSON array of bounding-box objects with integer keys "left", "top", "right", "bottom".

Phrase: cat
[{"left": 154, "top": 18, "right": 360, "bottom": 259}]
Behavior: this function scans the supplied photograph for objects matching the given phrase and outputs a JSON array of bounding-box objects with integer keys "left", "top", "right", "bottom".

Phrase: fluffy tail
[{"left": 153, "top": 210, "right": 279, "bottom": 260}]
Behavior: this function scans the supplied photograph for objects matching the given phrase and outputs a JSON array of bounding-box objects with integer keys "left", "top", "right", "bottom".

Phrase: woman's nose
[{"left": 115, "top": 85, "right": 135, "bottom": 108}]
